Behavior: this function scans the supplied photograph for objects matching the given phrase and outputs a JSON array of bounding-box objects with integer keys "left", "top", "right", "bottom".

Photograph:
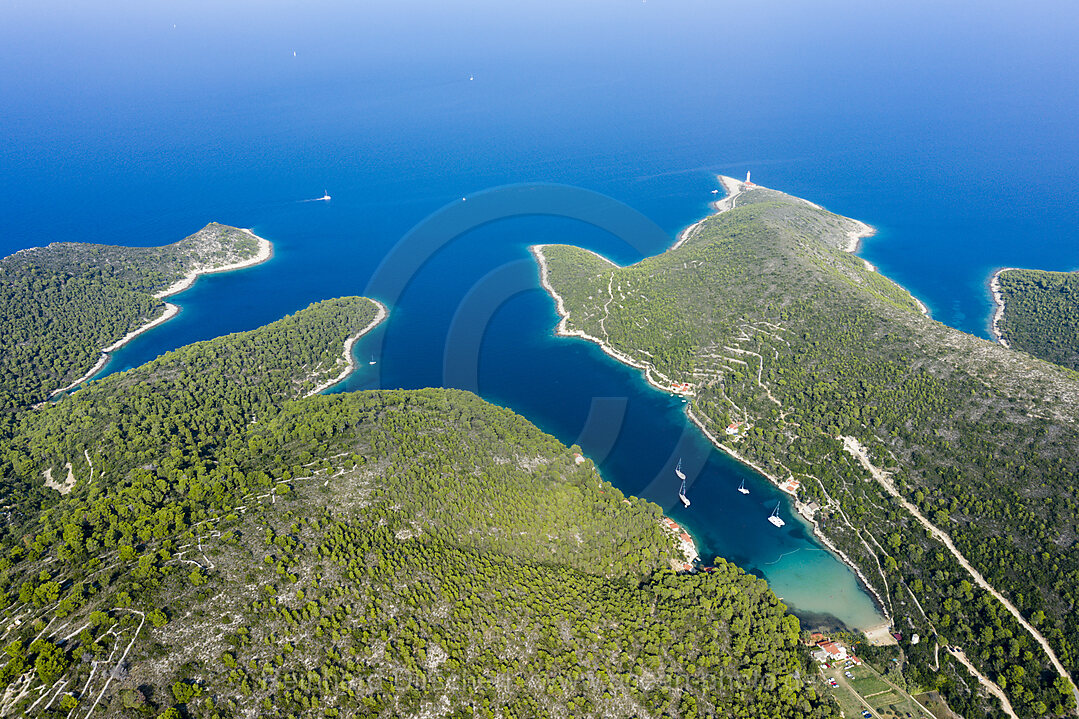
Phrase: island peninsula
[
  {"left": 0, "top": 222, "right": 272, "bottom": 410},
  {"left": 0, "top": 293, "right": 832, "bottom": 719},
  {"left": 991, "top": 266, "right": 1079, "bottom": 371},
  {"left": 534, "top": 176, "right": 1079, "bottom": 718}
]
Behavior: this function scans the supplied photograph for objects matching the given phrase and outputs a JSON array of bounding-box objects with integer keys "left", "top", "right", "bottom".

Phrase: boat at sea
[
  {"left": 319, "top": 190, "right": 331, "bottom": 201},
  {"left": 768, "top": 501, "right": 785, "bottom": 527},
  {"left": 678, "top": 478, "right": 690, "bottom": 507},
  {"left": 674, "top": 458, "right": 686, "bottom": 481},
  {"left": 369, "top": 355, "right": 376, "bottom": 365},
  {"left": 738, "top": 478, "right": 749, "bottom": 495}
]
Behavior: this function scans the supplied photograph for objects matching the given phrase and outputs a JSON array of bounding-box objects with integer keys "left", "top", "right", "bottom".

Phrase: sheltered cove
[{"left": 531, "top": 176, "right": 906, "bottom": 632}]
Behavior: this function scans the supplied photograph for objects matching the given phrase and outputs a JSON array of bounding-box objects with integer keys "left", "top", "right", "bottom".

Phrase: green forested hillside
[
  {"left": 537, "top": 184, "right": 1079, "bottom": 718},
  {"left": 0, "top": 300, "right": 834, "bottom": 719},
  {"left": 997, "top": 268, "right": 1079, "bottom": 370},
  {"left": 1, "top": 296, "right": 381, "bottom": 526},
  {"left": 0, "top": 222, "right": 264, "bottom": 410}
]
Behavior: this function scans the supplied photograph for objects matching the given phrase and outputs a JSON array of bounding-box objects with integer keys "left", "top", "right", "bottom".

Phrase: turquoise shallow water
[{"left": 4, "top": 0, "right": 1079, "bottom": 630}]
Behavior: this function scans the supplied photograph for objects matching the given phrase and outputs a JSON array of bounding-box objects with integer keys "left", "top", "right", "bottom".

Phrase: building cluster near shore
[
  {"left": 777, "top": 477, "right": 801, "bottom": 495},
  {"left": 808, "top": 633, "right": 862, "bottom": 667},
  {"left": 669, "top": 381, "right": 694, "bottom": 396},
  {"left": 660, "top": 517, "right": 699, "bottom": 571},
  {"left": 797, "top": 499, "right": 822, "bottom": 521}
]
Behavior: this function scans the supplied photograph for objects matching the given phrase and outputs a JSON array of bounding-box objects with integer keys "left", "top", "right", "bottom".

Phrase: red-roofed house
[{"left": 817, "top": 641, "right": 848, "bottom": 660}]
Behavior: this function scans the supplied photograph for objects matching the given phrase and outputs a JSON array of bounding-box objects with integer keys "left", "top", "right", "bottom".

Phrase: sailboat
[
  {"left": 368, "top": 355, "right": 376, "bottom": 365},
  {"left": 767, "top": 501, "right": 785, "bottom": 527},
  {"left": 319, "top": 190, "right": 331, "bottom": 201},
  {"left": 737, "top": 478, "right": 749, "bottom": 495},
  {"left": 678, "top": 478, "right": 690, "bottom": 508},
  {"left": 674, "top": 458, "right": 686, "bottom": 481}
]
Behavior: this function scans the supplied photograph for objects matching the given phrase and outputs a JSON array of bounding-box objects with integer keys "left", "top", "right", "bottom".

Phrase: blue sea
[{"left": 3, "top": 0, "right": 1078, "bottom": 630}]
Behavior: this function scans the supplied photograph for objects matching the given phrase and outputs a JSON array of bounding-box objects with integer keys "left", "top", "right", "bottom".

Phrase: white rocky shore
[{"left": 49, "top": 229, "right": 274, "bottom": 398}]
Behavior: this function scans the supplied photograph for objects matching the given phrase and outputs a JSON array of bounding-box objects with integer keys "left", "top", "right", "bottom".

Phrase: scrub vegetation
[
  {"left": 0, "top": 299, "right": 836, "bottom": 718},
  {"left": 997, "top": 268, "right": 1079, "bottom": 370},
  {"left": 0, "top": 223, "right": 262, "bottom": 410},
  {"left": 539, "top": 185, "right": 1079, "bottom": 718}
]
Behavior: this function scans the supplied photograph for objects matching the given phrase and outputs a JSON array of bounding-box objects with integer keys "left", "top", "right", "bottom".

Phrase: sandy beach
[
  {"left": 49, "top": 302, "right": 182, "bottom": 396},
  {"left": 908, "top": 293, "right": 930, "bottom": 318},
  {"left": 49, "top": 230, "right": 274, "bottom": 398},
  {"left": 302, "top": 300, "right": 388, "bottom": 398},
  {"left": 862, "top": 620, "right": 898, "bottom": 647},
  {"left": 530, "top": 232, "right": 894, "bottom": 629},
  {"left": 788, "top": 191, "right": 931, "bottom": 320},
  {"left": 669, "top": 176, "right": 932, "bottom": 322},
  {"left": 685, "top": 406, "right": 893, "bottom": 629},
  {"left": 988, "top": 268, "right": 1016, "bottom": 348},
  {"left": 103, "top": 303, "right": 180, "bottom": 353}
]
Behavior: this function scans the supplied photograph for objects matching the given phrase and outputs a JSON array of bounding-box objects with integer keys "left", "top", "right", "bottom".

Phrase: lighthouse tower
[{"left": 744, "top": 171, "right": 755, "bottom": 187}]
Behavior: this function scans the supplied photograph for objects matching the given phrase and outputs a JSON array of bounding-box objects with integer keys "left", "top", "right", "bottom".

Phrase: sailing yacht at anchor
[
  {"left": 767, "top": 501, "right": 785, "bottom": 527},
  {"left": 673, "top": 460, "right": 690, "bottom": 506},
  {"left": 737, "top": 478, "right": 749, "bottom": 495}
]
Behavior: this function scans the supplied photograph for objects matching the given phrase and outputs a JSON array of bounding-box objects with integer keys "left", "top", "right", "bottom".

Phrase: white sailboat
[
  {"left": 737, "top": 478, "right": 749, "bottom": 495},
  {"left": 767, "top": 501, "right": 785, "bottom": 527},
  {"left": 319, "top": 190, "right": 331, "bottom": 201},
  {"left": 368, "top": 355, "right": 376, "bottom": 365},
  {"left": 674, "top": 458, "right": 686, "bottom": 481},
  {"left": 679, "top": 478, "right": 690, "bottom": 508}
]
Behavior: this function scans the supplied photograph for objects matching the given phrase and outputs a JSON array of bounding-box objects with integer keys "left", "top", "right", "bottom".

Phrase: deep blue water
[{"left": 3, "top": 0, "right": 1078, "bottom": 629}]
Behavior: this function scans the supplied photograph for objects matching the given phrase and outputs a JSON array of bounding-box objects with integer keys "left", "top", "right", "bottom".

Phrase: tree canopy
[
  {"left": 998, "top": 268, "right": 1079, "bottom": 370},
  {"left": 0, "top": 294, "right": 833, "bottom": 718},
  {"left": 539, "top": 185, "right": 1079, "bottom": 718},
  {"left": 0, "top": 222, "right": 263, "bottom": 409}
]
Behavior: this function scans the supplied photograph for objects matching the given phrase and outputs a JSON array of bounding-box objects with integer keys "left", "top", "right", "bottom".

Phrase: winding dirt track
[
  {"left": 945, "top": 646, "right": 1018, "bottom": 719},
  {"left": 842, "top": 436, "right": 1079, "bottom": 714}
]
